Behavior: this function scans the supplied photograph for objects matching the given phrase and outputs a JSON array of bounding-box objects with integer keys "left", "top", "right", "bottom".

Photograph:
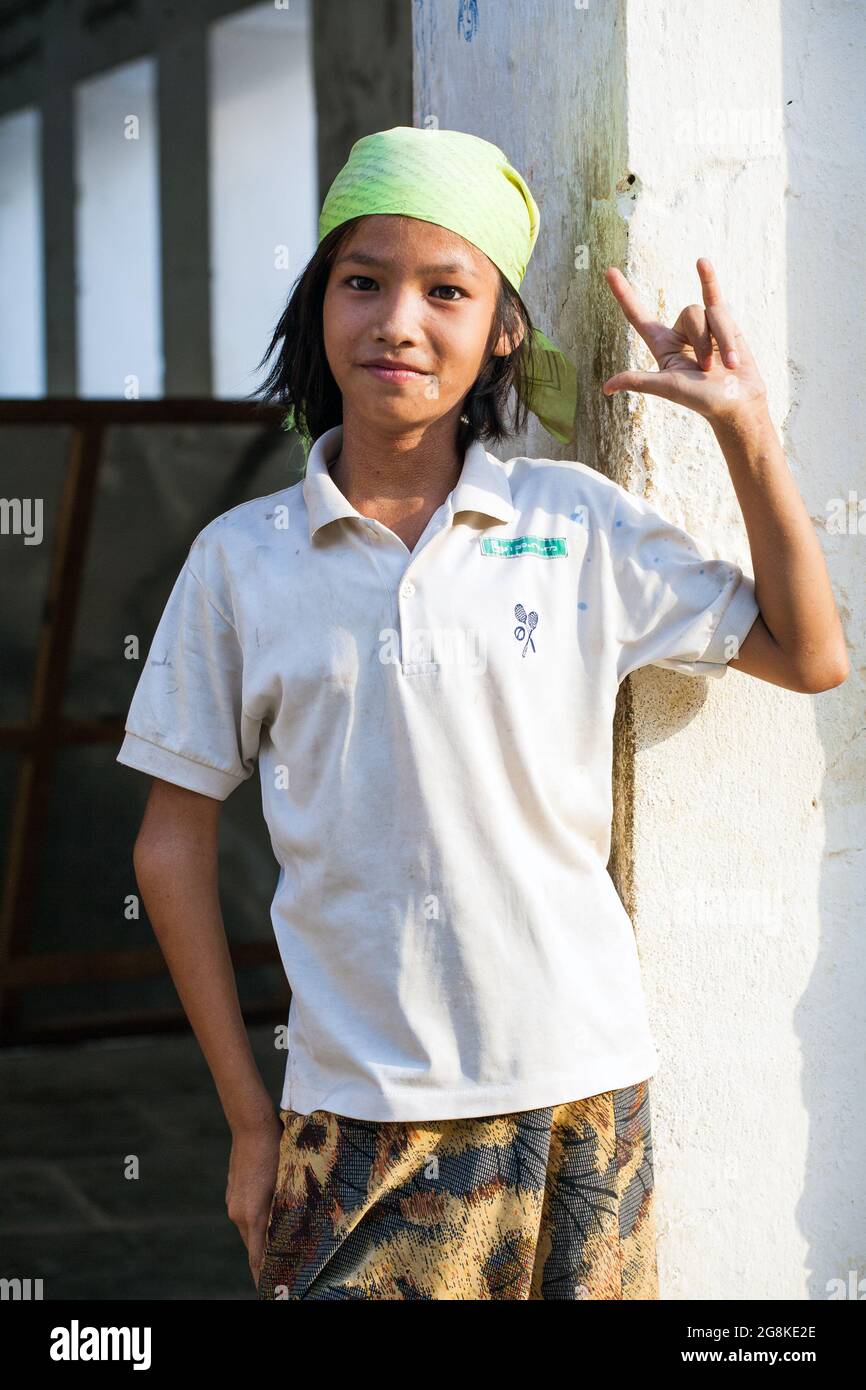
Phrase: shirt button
[{"left": 401, "top": 581, "right": 415, "bottom": 597}]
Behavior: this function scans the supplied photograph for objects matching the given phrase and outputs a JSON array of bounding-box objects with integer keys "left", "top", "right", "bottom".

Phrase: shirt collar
[{"left": 303, "top": 424, "right": 516, "bottom": 542}]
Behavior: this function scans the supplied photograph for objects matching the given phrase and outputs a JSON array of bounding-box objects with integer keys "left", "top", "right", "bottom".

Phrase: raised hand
[{"left": 601, "top": 258, "right": 768, "bottom": 425}]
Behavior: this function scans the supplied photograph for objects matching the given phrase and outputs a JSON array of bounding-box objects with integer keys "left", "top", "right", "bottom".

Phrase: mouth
[{"left": 360, "top": 362, "right": 429, "bottom": 383}]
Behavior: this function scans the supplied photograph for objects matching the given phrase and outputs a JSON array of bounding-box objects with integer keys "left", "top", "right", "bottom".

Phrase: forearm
[
  {"left": 134, "top": 838, "right": 275, "bottom": 1135},
  {"left": 710, "top": 403, "right": 848, "bottom": 680}
]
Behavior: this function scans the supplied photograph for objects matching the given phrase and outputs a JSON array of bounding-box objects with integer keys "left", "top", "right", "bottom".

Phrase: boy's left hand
[{"left": 601, "top": 258, "right": 768, "bottom": 425}]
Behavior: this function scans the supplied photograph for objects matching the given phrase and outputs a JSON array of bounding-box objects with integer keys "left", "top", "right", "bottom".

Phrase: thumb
[{"left": 602, "top": 371, "right": 674, "bottom": 398}]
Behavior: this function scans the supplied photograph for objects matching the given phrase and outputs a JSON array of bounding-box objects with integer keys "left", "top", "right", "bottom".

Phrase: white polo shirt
[{"left": 117, "top": 423, "right": 760, "bottom": 1121}]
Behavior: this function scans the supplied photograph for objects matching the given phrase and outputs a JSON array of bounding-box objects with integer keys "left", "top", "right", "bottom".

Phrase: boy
[{"left": 118, "top": 126, "right": 848, "bottom": 1299}]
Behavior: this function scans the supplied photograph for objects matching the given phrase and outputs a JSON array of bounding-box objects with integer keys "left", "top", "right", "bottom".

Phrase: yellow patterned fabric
[
  {"left": 286, "top": 125, "right": 577, "bottom": 453},
  {"left": 257, "top": 1081, "right": 659, "bottom": 1301}
]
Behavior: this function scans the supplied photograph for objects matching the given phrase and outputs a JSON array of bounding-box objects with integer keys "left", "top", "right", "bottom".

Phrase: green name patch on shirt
[{"left": 480, "top": 535, "right": 569, "bottom": 558}]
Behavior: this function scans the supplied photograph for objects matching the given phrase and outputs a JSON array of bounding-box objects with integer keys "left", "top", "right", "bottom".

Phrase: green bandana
[{"left": 284, "top": 125, "right": 577, "bottom": 455}]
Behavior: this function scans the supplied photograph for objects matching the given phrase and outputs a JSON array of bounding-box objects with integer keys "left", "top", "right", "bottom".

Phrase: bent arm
[
  {"left": 711, "top": 404, "right": 849, "bottom": 693},
  {"left": 132, "top": 777, "right": 276, "bottom": 1135}
]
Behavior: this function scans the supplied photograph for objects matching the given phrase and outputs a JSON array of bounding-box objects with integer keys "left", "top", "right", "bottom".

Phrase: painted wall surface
[{"left": 415, "top": 0, "right": 864, "bottom": 1300}]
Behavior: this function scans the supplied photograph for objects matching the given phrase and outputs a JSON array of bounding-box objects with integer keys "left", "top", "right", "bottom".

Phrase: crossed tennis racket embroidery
[{"left": 513, "top": 603, "right": 538, "bottom": 656}]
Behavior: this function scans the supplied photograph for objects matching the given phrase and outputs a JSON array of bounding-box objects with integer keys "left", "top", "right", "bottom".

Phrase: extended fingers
[
  {"left": 604, "top": 267, "right": 665, "bottom": 353},
  {"left": 607, "top": 261, "right": 750, "bottom": 374}
]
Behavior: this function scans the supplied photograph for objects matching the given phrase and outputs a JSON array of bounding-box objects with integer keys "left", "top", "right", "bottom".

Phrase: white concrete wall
[
  {"left": 415, "top": 0, "right": 865, "bottom": 1299},
  {"left": 625, "top": 0, "right": 865, "bottom": 1303}
]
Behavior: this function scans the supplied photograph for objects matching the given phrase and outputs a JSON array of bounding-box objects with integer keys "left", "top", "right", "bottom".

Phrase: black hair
[{"left": 249, "top": 217, "right": 535, "bottom": 455}]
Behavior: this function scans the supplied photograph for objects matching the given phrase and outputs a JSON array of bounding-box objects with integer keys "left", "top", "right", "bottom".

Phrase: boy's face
[{"left": 323, "top": 214, "right": 519, "bottom": 435}]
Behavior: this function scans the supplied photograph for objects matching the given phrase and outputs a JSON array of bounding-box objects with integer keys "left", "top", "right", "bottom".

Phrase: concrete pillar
[
  {"left": 40, "top": 12, "right": 78, "bottom": 395},
  {"left": 157, "top": 24, "right": 212, "bottom": 395},
  {"left": 414, "top": 0, "right": 864, "bottom": 1299},
  {"left": 313, "top": 0, "right": 413, "bottom": 196}
]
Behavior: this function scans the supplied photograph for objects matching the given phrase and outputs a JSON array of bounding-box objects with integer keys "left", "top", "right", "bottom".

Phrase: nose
[{"left": 371, "top": 285, "right": 424, "bottom": 346}]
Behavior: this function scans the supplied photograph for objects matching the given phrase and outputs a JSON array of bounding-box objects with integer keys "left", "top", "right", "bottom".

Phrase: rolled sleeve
[
  {"left": 116, "top": 555, "right": 261, "bottom": 800},
  {"left": 608, "top": 486, "right": 760, "bottom": 683}
]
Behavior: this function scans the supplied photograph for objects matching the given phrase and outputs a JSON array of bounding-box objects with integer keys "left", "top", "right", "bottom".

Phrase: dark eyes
[{"left": 344, "top": 275, "right": 466, "bottom": 301}]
